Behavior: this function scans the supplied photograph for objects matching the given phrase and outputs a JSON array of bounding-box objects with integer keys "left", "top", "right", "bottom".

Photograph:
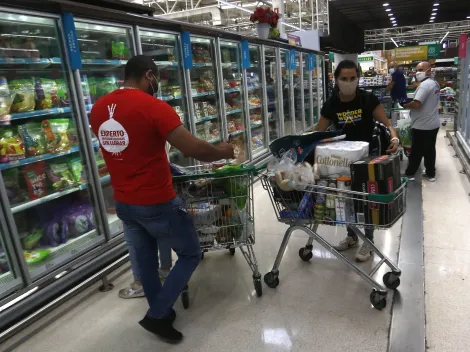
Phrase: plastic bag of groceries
[{"left": 396, "top": 115, "right": 412, "bottom": 148}]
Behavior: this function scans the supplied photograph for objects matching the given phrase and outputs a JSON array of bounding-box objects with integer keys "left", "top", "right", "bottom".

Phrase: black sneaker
[
  {"left": 404, "top": 174, "right": 415, "bottom": 181},
  {"left": 139, "top": 314, "right": 183, "bottom": 344}
]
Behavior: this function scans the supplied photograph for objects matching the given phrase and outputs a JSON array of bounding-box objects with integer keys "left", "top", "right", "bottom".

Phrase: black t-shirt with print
[{"left": 320, "top": 90, "right": 380, "bottom": 143}]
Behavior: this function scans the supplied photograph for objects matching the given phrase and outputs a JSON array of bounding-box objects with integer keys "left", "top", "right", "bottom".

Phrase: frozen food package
[
  {"left": 9, "top": 79, "right": 35, "bottom": 113},
  {"left": 63, "top": 202, "right": 95, "bottom": 238},
  {"left": 22, "top": 228, "right": 43, "bottom": 250},
  {"left": 67, "top": 157, "right": 85, "bottom": 183},
  {"left": 23, "top": 161, "right": 48, "bottom": 200},
  {"left": 95, "top": 76, "right": 118, "bottom": 99},
  {"left": 3, "top": 168, "right": 28, "bottom": 204},
  {"left": 0, "top": 77, "right": 12, "bottom": 117},
  {"left": 24, "top": 249, "right": 50, "bottom": 265},
  {"left": 41, "top": 216, "right": 63, "bottom": 247},
  {"left": 34, "top": 78, "right": 58, "bottom": 110},
  {"left": 47, "top": 161, "right": 76, "bottom": 191},
  {"left": 56, "top": 79, "right": 70, "bottom": 107},
  {"left": 19, "top": 122, "right": 47, "bottom": 156},
  {"left": 0, "top": 126, "right": 25, "bottom": 163},
  {"left": 315, "top": 141, "right": 369, "bottom": 177},
  {"left": 41, "top": 118, "right": 71, "bottom": 153}
]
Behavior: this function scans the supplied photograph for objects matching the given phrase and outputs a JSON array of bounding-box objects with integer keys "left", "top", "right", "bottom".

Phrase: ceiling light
[
  {"left": 432, "top": 8, "right": 438, "bottom": 11},
  {"left": 433, "top": 3, "right": 439, "bottom": 6},
  {"left": 431, "top": 16, "right": 435, "bottom": 19},
  {"left": 432, "top": 13, "right": 436, "bottom": 15},
  {"left": 393, "top": 24, "right": 397, "bottom": 26},
  {"left": 390, "top": 17, "right": 395, "bottom": 20},
  {"left": 440, "top": 31, "right": 450, "bottom": 43},
  {"left": 467, "top": 16, "right": 470, "bottom": 19},
  {"left": 383, "top": 3, "right": 389, "bottom": 6},
  {"left": 429, "top": 20, "right": 434, "bottom": 22},
  {"left": 386, "top": 9, "right": 391, "bottom": 12},
  {"left": 391, "top": 37, "right": 399, "bottom": 47},
  {"left": 388, "top": 13, "right": 393, "bottom": 16}
]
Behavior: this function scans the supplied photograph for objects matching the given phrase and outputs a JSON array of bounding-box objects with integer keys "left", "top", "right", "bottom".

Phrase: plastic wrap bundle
[{"left": 315, "top": 141, "right": 369, "bottom": 177}]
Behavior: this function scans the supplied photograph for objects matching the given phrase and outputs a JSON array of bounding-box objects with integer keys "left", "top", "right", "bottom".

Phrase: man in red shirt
[{"left": 90, "top": 55, "right": 234, "bottom": 343}]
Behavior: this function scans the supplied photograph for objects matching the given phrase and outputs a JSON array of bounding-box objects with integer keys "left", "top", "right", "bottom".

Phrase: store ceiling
[{"left": 330, "top": 0, "right": 470, "bottom": 29}]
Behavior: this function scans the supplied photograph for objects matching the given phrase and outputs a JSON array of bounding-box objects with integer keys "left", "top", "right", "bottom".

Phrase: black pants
[{"left": 405, "top": 128, "right": 439, "bottom": 178}]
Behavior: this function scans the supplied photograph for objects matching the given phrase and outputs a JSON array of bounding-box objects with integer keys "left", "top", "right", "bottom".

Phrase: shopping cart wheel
[
  {"left": 383, "top": 272, "right": 401, "bottom": 290},
  {"left": 181, "top": 285, "right": 190, "bottom": 309},
  {"left": 298, "top": 247, "right": 313, "bottom": 262},
  {"left": 253, "top": 275, "right": 263, "bottom": 297},
  {"left": 229, "top": 248, "right": 236, "bottom": 256},
  {"left": 369, "top": 291, "right": 387, "bottom": 310},
  {"left": 442, "top": 122, "right": 447, "bottom": 127},
  {"left": 264, "top": 272, "right": 280, "bottom": 288}
]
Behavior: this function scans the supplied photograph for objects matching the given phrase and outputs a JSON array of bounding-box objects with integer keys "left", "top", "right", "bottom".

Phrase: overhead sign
[
  {"left": 391, "top": 44, "right": 441, "bottom": 62},
  {"left": 240, "top": 40, "right": 250, "bottom": 69},
  {"left": 61, "top": 13, "right": 82, "bottom": 70},
  {"left": 181, "top": 32, "right": 193, "bottom": 69},
  {"left": 427, "top": 44, "right": 440, "bottom": 59},
  {"left": 358, "top": 56, "right": 374, "bottom": 62},
  {"left": 287, "top": 34, "right": 302, "bottom": 47}
]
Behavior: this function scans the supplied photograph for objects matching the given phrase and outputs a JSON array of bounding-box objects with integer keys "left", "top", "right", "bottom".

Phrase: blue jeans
[
  {"left": 125, "top": 231, "right": 173, "bottom": 281},
  {"left": 116, "top": 197, "right": 201, "bottom": 319}
]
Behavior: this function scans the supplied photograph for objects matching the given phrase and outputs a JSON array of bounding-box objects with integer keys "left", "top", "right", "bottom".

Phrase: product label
[
  {"left": 317, "top": 154, "right": 352, "bottom": 168},
  {"left": 98, "top": 104, "right": 129, "bottom": 155}
]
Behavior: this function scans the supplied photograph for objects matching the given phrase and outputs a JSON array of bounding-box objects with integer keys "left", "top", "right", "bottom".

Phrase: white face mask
[
  {"left": 389, "top": 68, "right": 395, "bottom": 74},
  {"left": 337, "top": 79, "right": 358, "bottom": 95},
  {"left": 416, "top": 71, "right": 427, "bottom": 82}
]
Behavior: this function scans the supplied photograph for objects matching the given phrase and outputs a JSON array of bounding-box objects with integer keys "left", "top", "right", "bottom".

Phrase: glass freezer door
[
  {"left": 0, "top": 229, "right": 22, "bottom": 298},
  {"left": 302, "top": 53, "right": 313, "bottom": 130},
  {"left": 219, "top": 40, "right": 247, "bottom": 162},
  {"left": 138, "top": 30, "right": 190, "bottom": 166},
  {"left": 294, "top": 51, "right": 303, "bottom": 134},
  {"left": 0, "top": 12, "right": 105, "bottom": 280},
  {"left": 189, "top": 37, "right": 223, "bottom": 149},
  {"left": 247, "top": 44, "right": 266, "bottom": 156},
  {"left": 263, "top": 46, "right": 281, "bottom": 141},
  {"left": 74, "top": 20, "right": 135, "bottom": 237},
  {"left": 281, "top": 49, "right": 294, "bottom": 135}
]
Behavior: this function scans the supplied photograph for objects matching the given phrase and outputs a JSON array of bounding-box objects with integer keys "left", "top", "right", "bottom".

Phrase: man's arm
[
  {"left": 166, "top": 125, "right": 233, "bottom": 162},
  {"left": 403, "top": 100, "right": 422, "bottom": 109},
  {"left": 404, "top": 85, "right": 426, "bottom": 110},
  {"left": 372, "top": 103, "right": 399, "bottom": 153},
  {"left": 385, "top": 81, "right": 394, "bottom": 95}
]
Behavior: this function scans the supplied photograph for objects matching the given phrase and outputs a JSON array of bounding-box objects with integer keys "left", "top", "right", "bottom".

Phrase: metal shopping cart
[
  {"left": 261, "top": 173, "right": 407, "bottom": 310},
  {"left": 172, "top": 164, "right": 262, "bottom": 299}
]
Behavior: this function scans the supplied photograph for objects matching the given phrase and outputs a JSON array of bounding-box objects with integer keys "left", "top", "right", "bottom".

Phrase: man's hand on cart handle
[{"left": 386, "top": 137, "right": 400, "bottom": 154}]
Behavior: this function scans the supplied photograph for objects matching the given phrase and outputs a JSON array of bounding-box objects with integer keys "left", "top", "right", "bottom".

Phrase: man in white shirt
[{"left": 403, "top": 61, "right": 440, "bottom": 182}]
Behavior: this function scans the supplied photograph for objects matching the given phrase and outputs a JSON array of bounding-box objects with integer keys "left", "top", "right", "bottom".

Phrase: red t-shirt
[{"left": 90, "top": 89, "right": 182, "bottom": 205}]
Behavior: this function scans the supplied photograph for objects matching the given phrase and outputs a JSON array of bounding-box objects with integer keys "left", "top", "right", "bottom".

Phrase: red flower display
[{"left": 249, "top": 7, "right": 280, "bottom": 28}]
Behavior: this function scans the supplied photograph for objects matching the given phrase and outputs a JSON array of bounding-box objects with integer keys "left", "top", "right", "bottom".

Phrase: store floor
[
  {"left": 2, "top": 183, "right": 404, "bottom": 352},
  {"left": 423, "top": 129, "right": 470, "bottom": 352}
]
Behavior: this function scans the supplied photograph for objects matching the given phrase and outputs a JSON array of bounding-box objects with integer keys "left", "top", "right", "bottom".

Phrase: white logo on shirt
[{"left": 98, "top": 104, "right": 129, "bottom": 156}]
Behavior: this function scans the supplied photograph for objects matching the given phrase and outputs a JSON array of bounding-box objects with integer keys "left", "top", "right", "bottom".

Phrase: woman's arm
[
  {"left": 372, "top": 103, "right": 399, "bottom": 153},
  {"left": 314, "top": 116, "right": 330, "bottom": 132}
]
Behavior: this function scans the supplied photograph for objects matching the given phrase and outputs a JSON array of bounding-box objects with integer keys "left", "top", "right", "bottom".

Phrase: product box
[{"left": 350, "top": 155, "right": 403, "bottom": 226}]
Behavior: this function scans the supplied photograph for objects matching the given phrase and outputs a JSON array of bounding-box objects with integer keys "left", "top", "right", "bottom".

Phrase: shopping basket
[
  {"left": 262, "top": 174, "right": 407, "bottom": 309},
  {"left": 172, "top": 164, "right": 263, "bottom": 297}
]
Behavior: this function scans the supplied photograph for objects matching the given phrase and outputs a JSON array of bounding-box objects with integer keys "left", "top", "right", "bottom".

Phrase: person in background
[
  {"left": 314, "top": 60, "right": 399, "bottom": 262},
  {"left": 90, "top": 55, "right": 234, "bottom": 343},
  {"left": 385, "top": 62, "right": 407, "bottom": 107},
  {"left": 403, "top": 61, "right": 440, "bottom": 182},
  {"left": 364, "top": 66, "right": 377, "bottom": 77}
]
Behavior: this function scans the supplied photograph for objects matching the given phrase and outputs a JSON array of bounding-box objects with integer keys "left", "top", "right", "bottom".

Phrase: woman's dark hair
[{"left": 334, "top": 60, "right": 360, "bottom": 79}]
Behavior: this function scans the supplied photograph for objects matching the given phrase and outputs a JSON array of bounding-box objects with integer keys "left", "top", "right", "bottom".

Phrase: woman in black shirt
[{"left": 315, "top": 60, "right": 399, "bottom": 262}]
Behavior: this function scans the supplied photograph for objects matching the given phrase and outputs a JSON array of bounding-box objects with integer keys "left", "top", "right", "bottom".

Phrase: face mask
[
  {"left": 147, "top": 72, "right": 159, "bottom": 97},
  {"left": 337, "top": 79, "right": 358, "bottom": 95},
  {"left": 416, "top": 71, "right": 427, "bottom": 82},
  {"left": 389, "top": 68, "right": 395, "bottom": 74}
]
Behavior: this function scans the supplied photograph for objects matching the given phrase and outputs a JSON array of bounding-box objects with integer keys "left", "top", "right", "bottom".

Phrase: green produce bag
[{"left": 396, "top": 118, "right": 412, "bottom": 148}]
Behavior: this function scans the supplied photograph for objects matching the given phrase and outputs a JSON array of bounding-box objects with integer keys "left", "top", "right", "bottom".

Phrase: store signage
[
  {"left": 61, "top": 13, "right": 82, "bottom": 70},
  {"left": 287, "top": 49, "right": 296, "bottom": 70},
  {"left": 459, "top": 34, "right": 468, "bottom": 58},
  {"left": 287, "top": 34, "right": 301, "bottom": 47},
  {"left": 394, "top": 46, "right": 428, "bottom": 61},
  {"left": 241, "top": 40, "right": 250, "bottom": 69},
  {"left": 358, "top": 56, "right": 374, "bottom": 62},
  {"left": 181, "top": 32, "right": 193, "bottom": 69},
  {"left": 306, "top": 53, "right": 315, "bottom": 71},
  {"left": 427, "top": 44, "right": 440, "bottom": 59}
]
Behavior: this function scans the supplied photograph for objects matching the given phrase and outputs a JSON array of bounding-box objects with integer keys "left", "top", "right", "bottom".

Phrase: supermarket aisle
[
  {"left": 1, "top": 182, "right": 403, "bottom": 352},
  {"left": 423, "top": 129, "right": 470, "bottom": 352}
]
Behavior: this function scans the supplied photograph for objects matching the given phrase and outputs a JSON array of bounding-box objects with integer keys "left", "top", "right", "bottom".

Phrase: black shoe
[
  {"left": 139, "top": 315, "right": 183, "bottom": 344},
  {"left": 169, "top": 309, "right": 176, "bottom": 323}
]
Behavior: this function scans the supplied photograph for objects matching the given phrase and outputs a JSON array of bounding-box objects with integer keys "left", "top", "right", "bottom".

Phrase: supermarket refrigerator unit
[{"left": 0, "top": 0, "right": 326, "bottom": 338}]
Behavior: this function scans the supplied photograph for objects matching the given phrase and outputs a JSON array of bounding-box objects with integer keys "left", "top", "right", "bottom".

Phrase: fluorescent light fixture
[
  {"left": 388, "top": 13, "right": 393, "bottom": 16},
  {"left": 391, "top": 37, "right": 399, "bottom": 47},
  {"left": 429, "top": 20, "right": 434, "bottom": 22},
  {"left": 383, "top": 3, "right": 389, "bottom": 6},
  {"left": 393, "top": 24, "right": 397, "bottom": 27},
  {"left": 386, "top": 8, "right": 391, "bottom": 12},
  {"left": 432, "top": 8, "right": 438, "bottom": 11},
  {"left": 431, "top": 16, "right": 435, "bottom": 19},
  {"left": 392, "top": 20, "right": 396, "bottom": 23},
  {"left": 467, "top": 16, "right": 470, "bottom": 19},
  {"left": 390, "top": 17, "right": 395, "bottom": 20},
  {"left": 217, "top": 0, "right": 252, "bottom": 13},
  {"left": 440, "top": 31, "right": 449, "bottom": 43},
  {"left": 282, "top": 21, "right": 302, "bottom": 31},
  {"left": 431, "top": 12, "right": 436, "bottom": 15},
  {"left": 433, "top": 3, "right": 439, "bottom": 6}
]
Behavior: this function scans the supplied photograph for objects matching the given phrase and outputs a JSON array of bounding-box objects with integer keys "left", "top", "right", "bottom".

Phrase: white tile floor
[
  {"left": 423, "top": 129, "right": 470, "bottom": 352},
  {"left": 2, "top": 178, "right": 404, "bottom": 352}
]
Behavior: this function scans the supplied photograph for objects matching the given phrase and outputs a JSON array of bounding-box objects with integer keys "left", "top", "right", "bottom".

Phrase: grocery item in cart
[
  {"left": 0, "top": 126, "right": 25, "bottom": 163},
  {"left": 9, "top": 79, "right": 35, "bottom": 113},
  {"left": 19, "top": 122, "right": 47, "bottom": 156},
  {"left": 350, "top": 155, "right": 402, "bottom": 225},
  {"left": 315, "top": 141, "right": 369, "bottom": 178},
  {"left": 335, "top": 176, "right": 355, "bottom": 225}
]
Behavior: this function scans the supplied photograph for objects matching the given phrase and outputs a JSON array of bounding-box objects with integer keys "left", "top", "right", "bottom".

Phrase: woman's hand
[{"left": 386, "top": 138, "right": 399, "bottom": 154}]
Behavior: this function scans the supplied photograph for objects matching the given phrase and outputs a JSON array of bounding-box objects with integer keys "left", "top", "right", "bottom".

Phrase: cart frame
[{"left": 261, "top": 173, "right": 406, "bottom": 310}]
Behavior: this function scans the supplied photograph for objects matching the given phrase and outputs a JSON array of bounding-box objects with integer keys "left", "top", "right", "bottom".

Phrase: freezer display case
[
  {"left": 294, "top": 51, "right": 303, "bottom": 134},
  {"left": 138, "top": 29, "right": 189, "bottom": 165},
  {"left": 74, "top": 19, "right": 135, "bottom": 237},
  {"left": 188, "top": 37, "right": 223, "bottom": 147},
  {"left": 263, "top": 46, "right": 281, "bottom": 142},
  {"left": 281, "top": 49, "right": 294, "bottom": 135},
  {"left": 247, "top": 44, "right": 266, "bottom": 156},
  {"left": 302, "top": 53, "right": 313, "bottom": 130},
  {"left": 219, "top": 40, "right": 247, "bottom": 162},
  {"left": 0, "top": 229, "right": 21, "bottom": 298},
  {"left": 0, "top": 12, "right": 106, "bottom": 281},
  {"left": 315, "top": 54, "right": 325, "bottom": 123}
]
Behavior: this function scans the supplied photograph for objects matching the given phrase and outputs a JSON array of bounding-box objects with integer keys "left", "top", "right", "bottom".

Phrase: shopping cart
[
  {"left": 391, "top": 107, "right": 412, "bottom": 159},
  {"left": 261, "top": 173, "right": 407, "bottom": 310},
  {"left": 172, "top": 164, "right": 262, "bottom": 297}
]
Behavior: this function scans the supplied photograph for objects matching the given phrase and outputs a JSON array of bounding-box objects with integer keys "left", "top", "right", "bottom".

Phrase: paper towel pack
[{"left": 315, "top": 141, "right": 369, "bottom": 177}]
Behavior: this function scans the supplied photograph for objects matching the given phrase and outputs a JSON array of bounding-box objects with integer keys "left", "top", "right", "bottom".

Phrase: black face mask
[{"left": 146, "top": 72, "right": 159, "bottom": 96}]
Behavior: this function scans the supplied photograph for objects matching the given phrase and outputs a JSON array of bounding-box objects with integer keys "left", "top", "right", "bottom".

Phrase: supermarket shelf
[
  {"left": 192, "top": 91, "right": 216, "bottom": 98},
  {"left": 81, "top": 59, "right": 127, "bottom": 66},
  {"left": 249, "top": 105, "right": 262, "bottom": 110},
  {"left": 196, "top": 115, "right": 218, "bottom": 124},
  {"left": 230, "top": 130, "right": 245, "bottom": 137},
  {"left": 226, "top": 109, "right": 242, "bottom": 116},
  {"left": 0, "top": 58, "right": 61, "bottom": 65},
  {"left": 0, "top": 147, "right": 81, "bottom": 171},
  {"left": 208, "top": 137, "right": 221, "bottom": 144},
  {"left": 193, "top": 63, "right": 213, "bottom": 68},
  {"left": 224, "top": 88, "right": 240, "bottom": 94},
  {"left": 0, "top": 271, "right": 14, "bottom": 286},
  {"left": 247, "top": 85, "right": 260, "bottom": 91},
  {"left": 10, "top": 107, "right": 72, "bottom": 121},
  {"left": 158, "top": 95, "right": 182, "bottom": 101},
  {"left": 28, "top": 230, "right": 104, "bottom": 280},
  {"left": 154, "top": 61, "right": 179, "bottom": 67},
  {"left": 251, "top": 123, "right": 263, "bottom": 129}
]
